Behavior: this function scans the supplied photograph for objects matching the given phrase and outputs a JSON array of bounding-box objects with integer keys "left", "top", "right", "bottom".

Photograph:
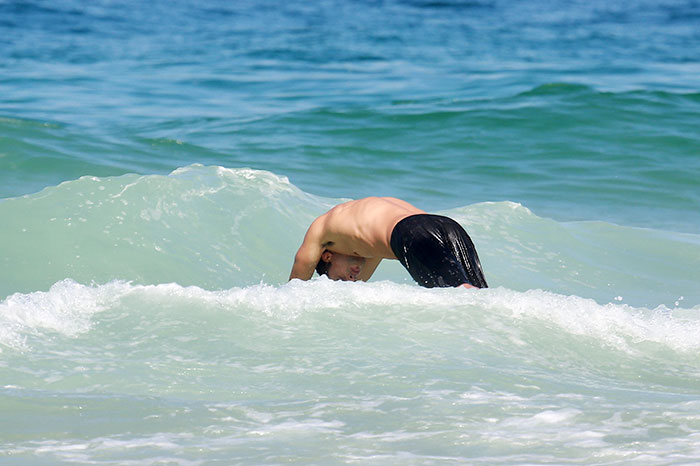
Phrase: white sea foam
[
  {"left": 2, "top": 278, "right": 700, "bottom": 464},
  {"left": 0, "top": 279, "right": 128, "bottom": 351},
  {"left": 2, "top": 278, "right": 699, "bottom": 358}
]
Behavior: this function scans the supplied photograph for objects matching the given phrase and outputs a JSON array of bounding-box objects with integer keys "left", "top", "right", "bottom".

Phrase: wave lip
[{"left": 0, "top": 165, "right": 329, "bottom": 298}]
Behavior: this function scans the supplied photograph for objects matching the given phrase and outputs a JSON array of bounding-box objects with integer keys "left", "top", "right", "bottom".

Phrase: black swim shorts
[{"left": 389, "top": 214, "right": 488, "bottom": 288}]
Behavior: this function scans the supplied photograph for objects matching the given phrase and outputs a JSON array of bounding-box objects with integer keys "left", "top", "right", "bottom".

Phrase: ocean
[{"left": 1, "top": 0, "right": 699, "bottom": 463}]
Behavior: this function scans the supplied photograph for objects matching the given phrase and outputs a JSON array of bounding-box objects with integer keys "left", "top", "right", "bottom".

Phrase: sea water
[{"left": 1, "top": 0, "right": 699, "bottom": 464}]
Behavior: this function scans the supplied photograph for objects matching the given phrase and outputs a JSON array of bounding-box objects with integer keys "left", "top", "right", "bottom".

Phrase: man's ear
[{"left": 321, "top": 250, "right": 333, "bottom": 263}]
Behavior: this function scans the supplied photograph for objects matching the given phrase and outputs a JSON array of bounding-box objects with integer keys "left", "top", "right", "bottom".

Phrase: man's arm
[
  {"left": 289, "top": 219, "right": 325, "bottom": 281},
  {"left": 289, "top": 244, "right": 323, "bottom": 280}
]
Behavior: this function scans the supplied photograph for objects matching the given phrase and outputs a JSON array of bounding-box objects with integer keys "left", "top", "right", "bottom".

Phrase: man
[{"left": 289, "top": 197, "right": 487, "bottom": 288}]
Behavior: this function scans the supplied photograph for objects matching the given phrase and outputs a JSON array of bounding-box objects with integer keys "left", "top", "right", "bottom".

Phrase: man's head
[{"left": 316, "top": 250, "right": 365, "bottom": 281}]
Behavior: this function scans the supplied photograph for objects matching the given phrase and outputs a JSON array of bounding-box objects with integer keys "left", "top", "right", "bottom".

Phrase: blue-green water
[{"left": 1, "top": 1, "right": 699, "bottom": 463}]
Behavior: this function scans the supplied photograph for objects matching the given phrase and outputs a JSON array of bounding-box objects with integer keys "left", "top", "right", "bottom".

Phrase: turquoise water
[{"left": 2, "top": 1, "right": 700, "bottom": 463}]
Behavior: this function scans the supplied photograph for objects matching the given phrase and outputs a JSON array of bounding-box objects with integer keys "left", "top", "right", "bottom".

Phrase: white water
[{"left": 2, "top": 279, "right": 700, "bottom": 463}]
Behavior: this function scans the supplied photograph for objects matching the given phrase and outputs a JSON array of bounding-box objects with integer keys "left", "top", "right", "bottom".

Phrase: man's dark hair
[{"left": 316, "top": 251, "right": 330, "bottom": 276}]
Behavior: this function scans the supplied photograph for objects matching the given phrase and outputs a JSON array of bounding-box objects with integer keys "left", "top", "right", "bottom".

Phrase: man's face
[{"left": 326, "top": 252, "right": 365, "bottom": 281}]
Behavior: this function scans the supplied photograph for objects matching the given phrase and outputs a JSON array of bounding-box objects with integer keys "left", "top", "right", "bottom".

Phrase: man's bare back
[{"left": 289, "top": 197, "right": 425, "bottom": 282}]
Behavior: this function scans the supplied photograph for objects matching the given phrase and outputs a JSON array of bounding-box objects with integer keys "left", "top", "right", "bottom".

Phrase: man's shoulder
[{"left": 307, "top": 213, "right": 329, "bottom": 236}]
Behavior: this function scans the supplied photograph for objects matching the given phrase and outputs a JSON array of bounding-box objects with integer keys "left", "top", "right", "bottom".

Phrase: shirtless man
[{"left": 289, "top": 197, "right": 488, "bottom": 288}]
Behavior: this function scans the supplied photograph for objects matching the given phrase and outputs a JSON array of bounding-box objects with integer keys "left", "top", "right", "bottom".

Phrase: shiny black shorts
[{"left": 389, "top": 214, "right": 488, "bottom": 288}]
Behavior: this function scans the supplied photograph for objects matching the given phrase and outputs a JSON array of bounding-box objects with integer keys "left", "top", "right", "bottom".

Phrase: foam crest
[
  {"left": 127, "top": 281, "right": 700, "bottom": 356},
  {"left": 477, "top": 288, "right": 700, "bottom": 355},
  {"left": 0, "top": 279, "right": 128, "bottom": 351},
  {"left": 3, "top": 278, "right": 699, "bottom": 358}
]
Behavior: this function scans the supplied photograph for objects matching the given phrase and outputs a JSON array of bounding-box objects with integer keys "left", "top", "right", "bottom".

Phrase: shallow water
[{"left": 3, "top": 277, "right": 700, "bottom": 464}]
